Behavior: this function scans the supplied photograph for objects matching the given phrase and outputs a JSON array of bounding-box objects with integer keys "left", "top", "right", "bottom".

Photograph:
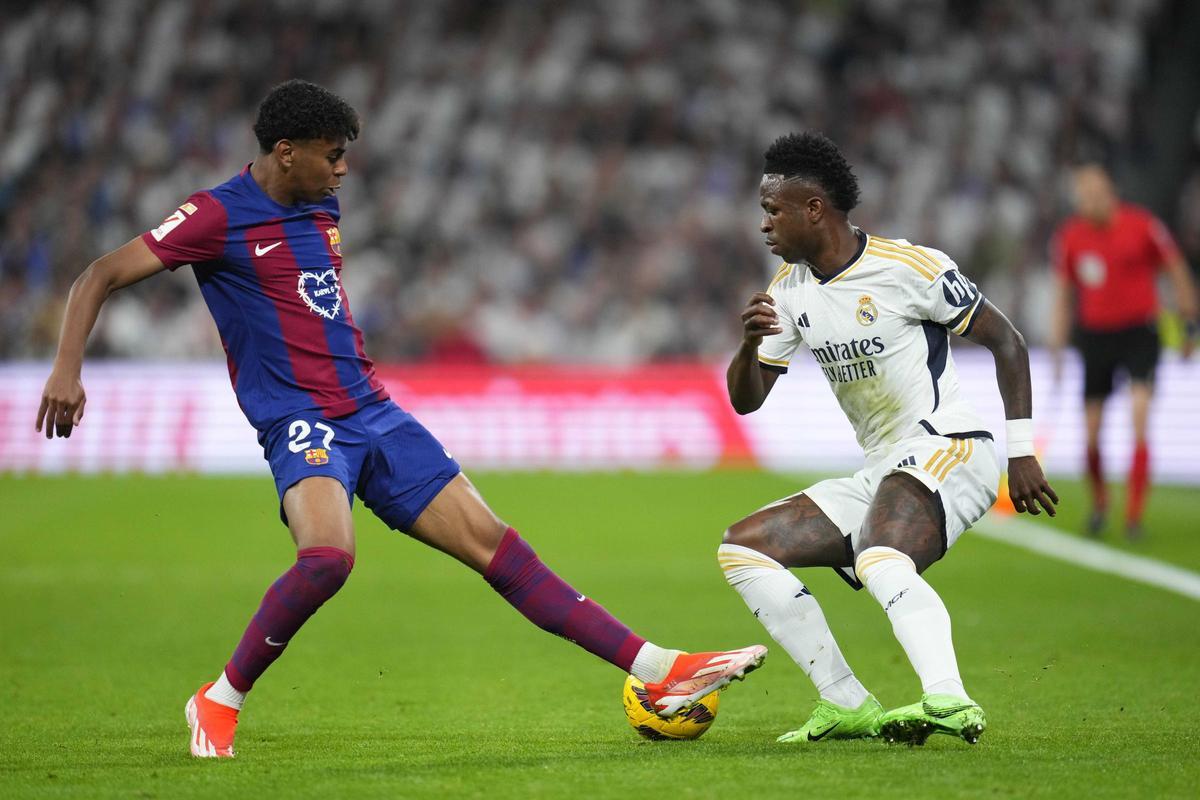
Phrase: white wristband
[{"left": 1006, "top": 418, "right": 1035, "bottom": 459}]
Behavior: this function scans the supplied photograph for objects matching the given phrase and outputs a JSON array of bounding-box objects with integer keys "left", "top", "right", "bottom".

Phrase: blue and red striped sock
[
  {"left": 484, "top": 528, "right": 645, "bottom": 672},
  {"left": 224, "top": 546, "right": 354, "bottom": 692}
]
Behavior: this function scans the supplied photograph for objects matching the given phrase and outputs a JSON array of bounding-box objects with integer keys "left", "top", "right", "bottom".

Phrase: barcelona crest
[
  {"left": 304, "top": 448, "right": 329, "bottom": 465},
  {"left": 326, "top": 226, "right": 341, "bottom": 256}
]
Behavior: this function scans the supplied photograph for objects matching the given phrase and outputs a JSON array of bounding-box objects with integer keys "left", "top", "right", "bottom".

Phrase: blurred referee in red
[{"left": 1050, "top": 163, "right": 1199, "bottom": 540}]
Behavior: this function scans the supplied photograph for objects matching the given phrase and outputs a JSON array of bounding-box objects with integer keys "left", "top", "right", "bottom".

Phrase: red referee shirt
[{"left": 1052, "top": 203, "right": 1181, "bottom": 331}]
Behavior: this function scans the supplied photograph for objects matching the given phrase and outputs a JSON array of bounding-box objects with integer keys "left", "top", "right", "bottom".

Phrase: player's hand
[
  {"left": 36, "top": 367, "right": 87, "bottom": 439},
  {"left": 1007, "top": 456, "right": 1058, "bottom": 516},
  {"left": 1182, "top": 335, "right": 1195, "bottom": 361},
  {"left": 740, "top": 292, "right": 782, "bottom": 347}
]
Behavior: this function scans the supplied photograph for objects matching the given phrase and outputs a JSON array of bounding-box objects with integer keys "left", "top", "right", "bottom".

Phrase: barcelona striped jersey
[{"left": 141, "top": 166, "right": 388, "bottom": 432}]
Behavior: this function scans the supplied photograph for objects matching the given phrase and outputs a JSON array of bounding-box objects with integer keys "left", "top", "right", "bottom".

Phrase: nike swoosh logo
[
  {"left": 808, "top": 721, "right": 839, "bottom": 741},
  {"left": 576, "top": 594, "right": 586, "bottom": 602},
  {"left": 264, "top": 636, "right": 288, "bottom": 646},
  {"left": 255, "top": 241, "right": 283, "bottom": 256}
]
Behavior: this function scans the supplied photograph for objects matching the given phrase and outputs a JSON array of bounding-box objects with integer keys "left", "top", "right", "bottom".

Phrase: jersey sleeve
[
  {"left": 1146, "top": 214, "right": 1183, "bottom": 268},
  {"left": 900, "top": 246, "right": 986, "bottom": 336},
  {"left": 140, "top": 191, "right": 228, "bottom": 270},
  {"left": 756, "top": 264, "right": 804, "bottom": 374}
]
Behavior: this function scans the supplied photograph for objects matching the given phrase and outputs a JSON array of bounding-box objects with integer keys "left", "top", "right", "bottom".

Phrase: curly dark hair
[
  {"left": 763, "top": 132, "right": 860, "bottom": 213},
  {"left": 253, "top": 79, "right": 360, "bottom": 153}
]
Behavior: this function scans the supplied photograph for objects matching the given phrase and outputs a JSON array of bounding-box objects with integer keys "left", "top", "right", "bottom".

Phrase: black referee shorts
[{"left": 1075, "top": 322, "right": 1160, "bottom": 400}]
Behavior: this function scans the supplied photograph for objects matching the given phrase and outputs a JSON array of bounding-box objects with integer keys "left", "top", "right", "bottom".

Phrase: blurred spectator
[{"left": 0, "top": 0, "right": 1173, "bottom": 363}]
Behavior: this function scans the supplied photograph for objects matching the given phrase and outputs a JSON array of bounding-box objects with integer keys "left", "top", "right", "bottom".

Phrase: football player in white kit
[{"left": 722, "top": 132, "right": 1058, "bottom": 745}]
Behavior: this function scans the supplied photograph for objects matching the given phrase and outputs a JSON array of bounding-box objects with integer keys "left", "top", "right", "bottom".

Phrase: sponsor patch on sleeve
[{"left": 149, "top": 202, "right": 198, "bottom": 242}]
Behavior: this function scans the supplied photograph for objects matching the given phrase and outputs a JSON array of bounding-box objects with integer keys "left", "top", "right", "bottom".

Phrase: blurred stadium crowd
[{"left": 3, "top": 0, "right": 1198, "bottom": 364}]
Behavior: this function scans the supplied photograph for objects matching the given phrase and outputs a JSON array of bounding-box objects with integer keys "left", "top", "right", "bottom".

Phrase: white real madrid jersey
[{"left": 757, "top": 231, "right": 990, "bottom": 458}]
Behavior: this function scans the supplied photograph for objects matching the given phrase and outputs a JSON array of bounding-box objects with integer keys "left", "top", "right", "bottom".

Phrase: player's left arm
[
  {"left": 962, "top": 301, "right": 1059, "bottom": 516},
  {"left": 1161, "top": 256, "right": 1199, "bottom": 359},
  {"left": 1148, "top": 214, "right": 1198, "bottom": 358}
]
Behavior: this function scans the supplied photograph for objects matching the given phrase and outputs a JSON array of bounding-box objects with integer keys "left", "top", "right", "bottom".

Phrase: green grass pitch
[{"left": 2, "top": 472, "right": 1198, "bottom": 799}]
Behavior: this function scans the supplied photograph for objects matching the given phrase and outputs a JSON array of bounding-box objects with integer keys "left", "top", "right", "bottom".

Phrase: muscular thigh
[
  {"left": 858, "top": 472, "right": 944, "bottom": 572},
  {"left": 723, "top": 492, "right": 850, "bottom": 569},
  {"left": 408, "top": 473, "right": 509, "bottom": 574},
  {"left": 283, "top": 476, "right": 357, "bottom": 557}
]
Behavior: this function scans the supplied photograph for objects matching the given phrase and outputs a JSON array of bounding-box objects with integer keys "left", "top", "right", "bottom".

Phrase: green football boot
[
  {"left": 879, "top": 693, "right": 986, "bottom": 746},
  {"left": 776, "top": 695, "right": 884, "bottom": 743}
]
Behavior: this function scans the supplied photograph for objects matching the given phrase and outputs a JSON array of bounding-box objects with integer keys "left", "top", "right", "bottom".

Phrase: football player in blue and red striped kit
[{"left": 36, "top": 80, "right": 765, "bottom": 758}]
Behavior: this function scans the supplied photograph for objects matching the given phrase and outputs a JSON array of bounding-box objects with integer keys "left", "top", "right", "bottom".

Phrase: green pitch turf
[{"left": 1, "top": 472, "right": 1198, "bottom": 799}]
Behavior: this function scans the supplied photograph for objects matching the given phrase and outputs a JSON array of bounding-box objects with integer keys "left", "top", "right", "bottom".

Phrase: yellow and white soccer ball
[{"left": 622, "top": 675, "right": 720, "bottom": 740}]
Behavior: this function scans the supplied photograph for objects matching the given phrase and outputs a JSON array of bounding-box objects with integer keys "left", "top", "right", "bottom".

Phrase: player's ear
[
  {"left": 807, "top": 195, "right": 824, "bottom": 223},
  {"left": 273, "top": 139, "right": 295, "bottom": 168}
]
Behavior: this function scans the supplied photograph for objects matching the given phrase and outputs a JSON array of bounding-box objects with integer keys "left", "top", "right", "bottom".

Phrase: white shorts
[{"left": 803, "top": 434, "right": 1001, "bottom": 589}]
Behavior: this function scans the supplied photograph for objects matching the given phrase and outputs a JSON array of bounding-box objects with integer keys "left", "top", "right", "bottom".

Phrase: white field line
[{"left": 973, "top": 512, "right": 1200, "bottom": 602}]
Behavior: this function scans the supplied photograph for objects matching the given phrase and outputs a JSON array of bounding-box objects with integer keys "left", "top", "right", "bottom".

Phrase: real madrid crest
[{"left": 856, "top": 295, "right": 878, "bottom": 326}]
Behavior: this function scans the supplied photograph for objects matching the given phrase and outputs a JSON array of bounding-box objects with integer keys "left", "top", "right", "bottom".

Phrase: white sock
[
  {"left": 204, "top": 670, "right": 246, "bottom": 711},
  {"left": 630, "top": 642, "right": 682, "bottom": 684},
  {"left": 719, "top": 543, "right": 869, "bottom": 709},
  {"left": 855, "top": 546, "right": 969, "bottom": 700}
]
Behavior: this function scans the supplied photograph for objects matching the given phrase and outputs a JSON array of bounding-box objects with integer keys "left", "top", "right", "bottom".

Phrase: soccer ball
[{"left": 622, "top": 675, "right": 720, "bottom": 740}]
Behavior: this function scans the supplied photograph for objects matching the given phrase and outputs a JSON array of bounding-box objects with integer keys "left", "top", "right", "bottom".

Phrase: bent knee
[
  {"left": 853, "top": 537, "right": 939, "bottom": 574},
  {"left": 297, "top": 546, "right": 355, "bottom": 591},
  {"left": 721, "top": 517, "right": 759, "bottom": 548},
  {"left": 295, "top": 530, "right": 356, "bottom": 560},
  {"left": 720, "top": 520, "right": 792, "bottom": 567}
]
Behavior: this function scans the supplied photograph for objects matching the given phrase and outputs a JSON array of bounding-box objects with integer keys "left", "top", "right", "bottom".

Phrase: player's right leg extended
[
  {"left": 720, "top": 494, "right": 880, "bottom": 742},
  {"left": 187, "top": 477, "right": 355, "bottom": 758},
  {"left": 406, "top": 473, "right": 767, "bottom": 718}
]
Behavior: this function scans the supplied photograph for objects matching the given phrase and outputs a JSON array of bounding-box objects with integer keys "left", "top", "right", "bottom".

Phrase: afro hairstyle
[{"left": 763, "top": 132, "right": 860, "bottom": 213}]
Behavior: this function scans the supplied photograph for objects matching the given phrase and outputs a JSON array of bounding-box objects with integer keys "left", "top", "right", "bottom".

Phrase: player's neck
[
  {"left": 249, "top": 158, "right": 300, "bottom": 207},
  {"left": 808, "top": 222, "right": 862, "bottom": 278},
  {"left": 1083, "top": 200, "right": 1119, "bottom": 227}
]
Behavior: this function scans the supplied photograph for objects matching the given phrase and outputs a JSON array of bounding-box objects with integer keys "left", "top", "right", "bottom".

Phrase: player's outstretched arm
[
  {"left": 727, "top": 292, "right": 782, "bottom": 414},
  {"left": 962, "top": 300, "right": 1059, "bottom": 516},
  {"left": 37, "top": 237, "right": 168, "bottom": 439}
]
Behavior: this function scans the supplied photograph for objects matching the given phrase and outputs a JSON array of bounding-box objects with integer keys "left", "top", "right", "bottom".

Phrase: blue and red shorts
[{"left": 259, "top": 399, "right": 461, "bottom": 532}]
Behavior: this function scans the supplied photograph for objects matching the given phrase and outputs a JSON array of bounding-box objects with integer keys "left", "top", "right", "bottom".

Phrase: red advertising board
[{"left": 376, "top": 364, "right": 755, "bottom": 469}]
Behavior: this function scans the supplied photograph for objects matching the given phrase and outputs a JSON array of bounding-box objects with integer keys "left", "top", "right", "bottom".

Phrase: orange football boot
[
  {"left": 642, "top": 645, "right": 768, "bottom": 717},
  {"left": 185, "top": 682, "right": 239, "bottom": 758}
]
